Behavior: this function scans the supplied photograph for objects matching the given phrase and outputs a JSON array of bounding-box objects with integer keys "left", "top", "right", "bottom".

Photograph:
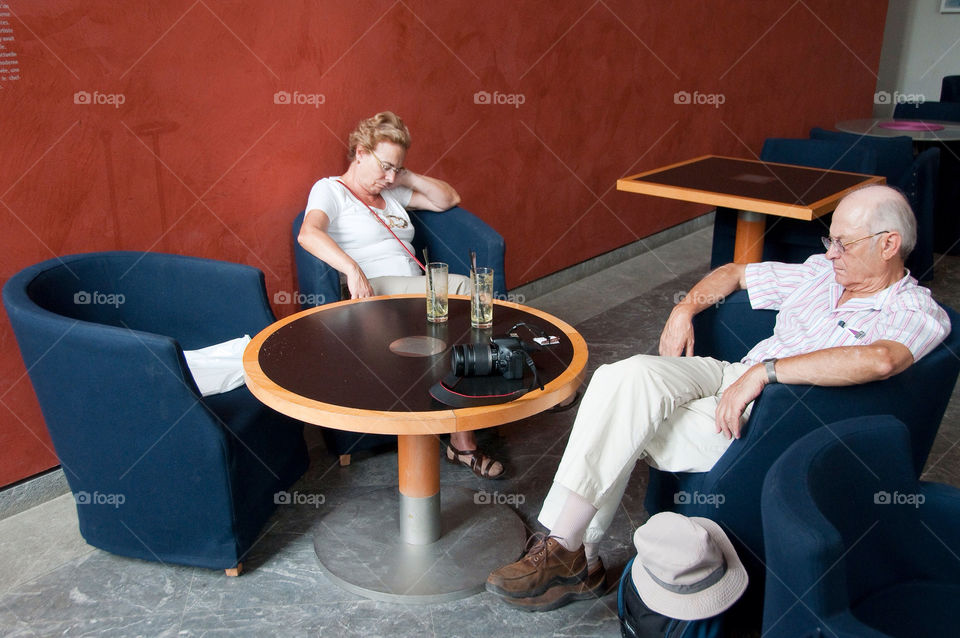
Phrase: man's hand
[
  {"left": 714, "top": 364, "right": 767, "bottom": 440},
  {"left": 659, "top": 306, "right": 696, "bottom": 356}
]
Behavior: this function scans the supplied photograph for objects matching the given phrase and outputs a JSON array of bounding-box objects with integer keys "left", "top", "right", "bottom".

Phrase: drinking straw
[{"left": 424, "top": 248, "right": 433, "bottom": 308}]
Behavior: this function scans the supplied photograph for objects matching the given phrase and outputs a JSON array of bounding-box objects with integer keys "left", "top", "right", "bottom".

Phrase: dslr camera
[{"left": 451, "top": 336, "right": 534, "bottom": 380}]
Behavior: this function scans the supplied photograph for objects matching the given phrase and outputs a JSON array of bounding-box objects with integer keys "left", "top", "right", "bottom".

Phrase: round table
[
  {"left": 243, "top": 294, "right": 588, "bottom": 603},
  {"left": 835, "top": 118, "right": 960, "bottom": 141}
]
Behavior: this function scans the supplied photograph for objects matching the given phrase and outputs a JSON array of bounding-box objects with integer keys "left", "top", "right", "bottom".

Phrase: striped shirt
[{"left": 742, "top": 255, "right": 950, "bottom": 366}]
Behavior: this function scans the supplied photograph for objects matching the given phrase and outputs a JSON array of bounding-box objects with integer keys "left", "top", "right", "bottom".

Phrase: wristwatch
[{"left": 763, "top": 358, "right": 778, "bottom": 384}]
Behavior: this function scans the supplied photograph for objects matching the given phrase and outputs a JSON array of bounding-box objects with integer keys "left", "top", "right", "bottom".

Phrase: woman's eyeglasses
[{"left": 368, "top": 149, "right": 405, "bottom": 177}]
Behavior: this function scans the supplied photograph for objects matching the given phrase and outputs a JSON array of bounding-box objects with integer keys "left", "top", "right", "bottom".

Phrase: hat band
[{"left": 643, "top": 560, "right": 727, "bottom": 595}]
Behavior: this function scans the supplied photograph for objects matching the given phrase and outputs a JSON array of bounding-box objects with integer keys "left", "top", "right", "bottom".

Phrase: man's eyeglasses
[
  {"left": 821, "top": 231, "right": 889, "bottom": 254},
  {"left": 368, "top": 149, "right": 405, "bottom": 177}
]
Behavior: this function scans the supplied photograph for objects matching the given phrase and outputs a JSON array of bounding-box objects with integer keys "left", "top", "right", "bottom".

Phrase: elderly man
[{"left": 486, "top": 184, "right": 950, "bottom": 611}]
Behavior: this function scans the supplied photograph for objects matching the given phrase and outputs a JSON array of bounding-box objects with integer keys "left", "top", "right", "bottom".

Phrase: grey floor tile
[{"left": 0, "top": 494, "right": 94, "bottom": 595}]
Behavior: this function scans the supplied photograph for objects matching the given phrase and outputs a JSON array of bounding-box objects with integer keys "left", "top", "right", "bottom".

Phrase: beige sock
[{"left": 549, "top": 490, "right": 598, "bottom": 554}]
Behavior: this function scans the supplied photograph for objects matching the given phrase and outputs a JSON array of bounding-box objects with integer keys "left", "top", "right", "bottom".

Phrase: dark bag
[{"left": 618, "top": 556, "right": 725, "bottom": 638}]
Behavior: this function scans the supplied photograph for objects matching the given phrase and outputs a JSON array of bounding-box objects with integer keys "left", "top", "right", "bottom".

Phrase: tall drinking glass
[
  {"left": 470, "top": 267, "right": 494, "bottom": 329},
  {"left": 426, "top": 262, "right": 449, "bottom": 323}
]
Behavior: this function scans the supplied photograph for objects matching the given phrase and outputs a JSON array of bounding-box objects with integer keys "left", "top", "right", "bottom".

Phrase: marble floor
[{"left": 2, "top": 226, "right": 959, "bottom": 637}]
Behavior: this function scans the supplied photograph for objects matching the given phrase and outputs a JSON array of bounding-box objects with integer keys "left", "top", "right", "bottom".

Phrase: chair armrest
[
  {"left": 693, "top": 290, "right": 776, "bottom": 362},
  {"left": 761, "top": 444, "right": 853, "bottom": 636},
  {"left": 292, "top": 210, "right": 342, "bottom": 308},
  {"left": 410, "top": 207, "right": 507, "bottom": 297}
]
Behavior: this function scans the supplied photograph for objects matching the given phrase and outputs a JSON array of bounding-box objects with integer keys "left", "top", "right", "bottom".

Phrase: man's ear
[{"left": 881, "top": 231, "right": 902, "bottom": 261}]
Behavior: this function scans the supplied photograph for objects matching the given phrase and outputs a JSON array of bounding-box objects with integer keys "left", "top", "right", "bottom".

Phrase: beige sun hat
[{"left": 631, "top": 512, "right": 748, "bottom": 621}]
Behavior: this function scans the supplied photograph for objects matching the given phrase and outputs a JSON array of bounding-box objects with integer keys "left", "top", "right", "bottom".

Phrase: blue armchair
[
  {"left": 644, "top": 290, "right": 960, "bottom": 620},
  {"left": 761, "top": 416, "right": 960, "bottom": 637},
  {"left": 3, "top": 252, "right": 309, "bottom": 574},
  {"left": 710, "top": 138, "right": 878, "bottom": 269},
  {"left": 291, "top": 206, "right": 506, "bottom": 464}
]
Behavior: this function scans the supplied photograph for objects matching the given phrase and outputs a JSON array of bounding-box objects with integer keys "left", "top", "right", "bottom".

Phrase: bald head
[{"left": 834, "top": 185, "right": 916, "bottom": 259}]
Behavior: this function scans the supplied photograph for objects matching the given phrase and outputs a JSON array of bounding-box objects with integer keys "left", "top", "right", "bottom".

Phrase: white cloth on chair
[{"left": 183, "top": 335, "right": 251, "bottom": 396}]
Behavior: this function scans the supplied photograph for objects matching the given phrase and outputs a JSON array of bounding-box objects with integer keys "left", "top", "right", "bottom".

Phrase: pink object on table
[{"left": 879, "top": 121, "right": 945, "bottom": 132}]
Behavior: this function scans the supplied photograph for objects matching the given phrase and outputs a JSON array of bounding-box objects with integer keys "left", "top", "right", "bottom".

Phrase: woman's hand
[{"left": 346, "top": 264, "right": 374, "bottom": 299}]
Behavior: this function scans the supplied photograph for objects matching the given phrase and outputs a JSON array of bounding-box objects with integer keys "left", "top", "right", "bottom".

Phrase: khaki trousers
[
  {"left": 368, "top": 274, "right": 471, "bottom": 296},
  {"left": 538, "top": 354, "right": 752, "bottom": 543}
]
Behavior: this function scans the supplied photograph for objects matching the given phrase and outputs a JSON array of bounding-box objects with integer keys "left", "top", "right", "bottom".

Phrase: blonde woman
[{"left": 299, "top": 111, "right": 502, "bottom": 479}]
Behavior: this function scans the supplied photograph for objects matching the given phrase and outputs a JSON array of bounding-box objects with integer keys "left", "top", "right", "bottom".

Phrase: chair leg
[
  {"left": 339, "top": 454, "right": 351, "bottom": 467},
  {"left": 224, "top": 562, "right": 243, "bottom": 577}
]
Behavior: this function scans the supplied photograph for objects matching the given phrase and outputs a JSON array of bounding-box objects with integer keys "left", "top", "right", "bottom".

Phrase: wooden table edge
[
  {"left": 616, "top": 156, "right": 885, "bottom": 221},
  {"left": 243, "top": 295, "right": 589, "bottom": 434}
]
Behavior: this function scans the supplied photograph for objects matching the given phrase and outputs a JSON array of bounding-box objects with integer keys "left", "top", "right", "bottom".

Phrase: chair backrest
[
  {"left": 809, "top": 127, "right": 914, "bottom": 186},
  {"left": 760, "top": 137, "right": 878, "bottom": 174},
  {"left": 942, "top": 75, "right": 960, "bottom": 103},
  {"left": 893, "top": 100, "right": 960, "bottom": 123},
  {"left": 901, "top": 147, "right": 940, "bottom": 280},
  {"left": 13, "top": 251, "right": 273, "bottom": 348}
]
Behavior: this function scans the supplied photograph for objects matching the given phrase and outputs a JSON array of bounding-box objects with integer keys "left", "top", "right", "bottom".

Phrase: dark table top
[
  {"left": 617, "top": 155, "right": 884, "bottom": 220},
  {"left": 243, "top": 296, "right": 588, "bottom": 434}
]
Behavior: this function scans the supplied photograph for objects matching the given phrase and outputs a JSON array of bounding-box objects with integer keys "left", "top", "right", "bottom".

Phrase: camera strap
[{"left": 429, "top": 352, "right": 543, "bottom": 408}]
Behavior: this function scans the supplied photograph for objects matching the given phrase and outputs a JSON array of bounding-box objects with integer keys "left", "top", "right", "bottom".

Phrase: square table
[{"left": 616, "top": 155, "right": 884, "bottom": 263}]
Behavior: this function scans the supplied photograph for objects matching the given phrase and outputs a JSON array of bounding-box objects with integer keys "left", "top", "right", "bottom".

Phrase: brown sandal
[{"left": 445, "top": 443, "right": 505, "bottom": 480}]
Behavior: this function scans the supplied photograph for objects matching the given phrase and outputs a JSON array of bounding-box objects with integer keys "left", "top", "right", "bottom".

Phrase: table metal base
[{"left": 313, "top": 485, "right": 527, "bottom": 603}]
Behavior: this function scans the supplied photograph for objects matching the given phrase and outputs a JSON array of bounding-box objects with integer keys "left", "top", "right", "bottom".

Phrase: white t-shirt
[{"left": 304, "top": 177, "right": 419, "bottom": 279}]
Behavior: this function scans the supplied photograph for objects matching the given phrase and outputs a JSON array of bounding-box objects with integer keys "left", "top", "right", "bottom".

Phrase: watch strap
[{"left": 763, "top": 358, "right": 778, "bottom": 384}]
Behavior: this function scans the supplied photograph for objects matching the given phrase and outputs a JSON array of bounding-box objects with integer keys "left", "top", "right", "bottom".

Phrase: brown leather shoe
[
  {"left": 486, "top": 534, "right": 588, "bottom": 601},
  {"left": 502, "top": 558, "right": 607, "bottom": 612}
]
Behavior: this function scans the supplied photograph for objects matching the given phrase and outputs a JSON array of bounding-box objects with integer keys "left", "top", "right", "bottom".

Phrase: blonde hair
[{"left": 347, "top": 111, "right": 411, "bottom": 161}]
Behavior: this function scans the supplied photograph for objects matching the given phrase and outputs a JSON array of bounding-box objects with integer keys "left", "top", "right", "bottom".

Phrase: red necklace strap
[{"left": 336, "top": 179, "right": 425, "bottom": 272}]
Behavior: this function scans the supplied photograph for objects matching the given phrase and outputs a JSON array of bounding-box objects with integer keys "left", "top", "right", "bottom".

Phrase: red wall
[{"left": 0, "top": 1, "right": 887, "bottom": 486}]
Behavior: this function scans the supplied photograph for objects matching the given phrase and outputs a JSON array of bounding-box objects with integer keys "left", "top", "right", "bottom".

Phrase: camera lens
[{"left": 451, "top": 343, "right": 496, "bottom": 377}]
